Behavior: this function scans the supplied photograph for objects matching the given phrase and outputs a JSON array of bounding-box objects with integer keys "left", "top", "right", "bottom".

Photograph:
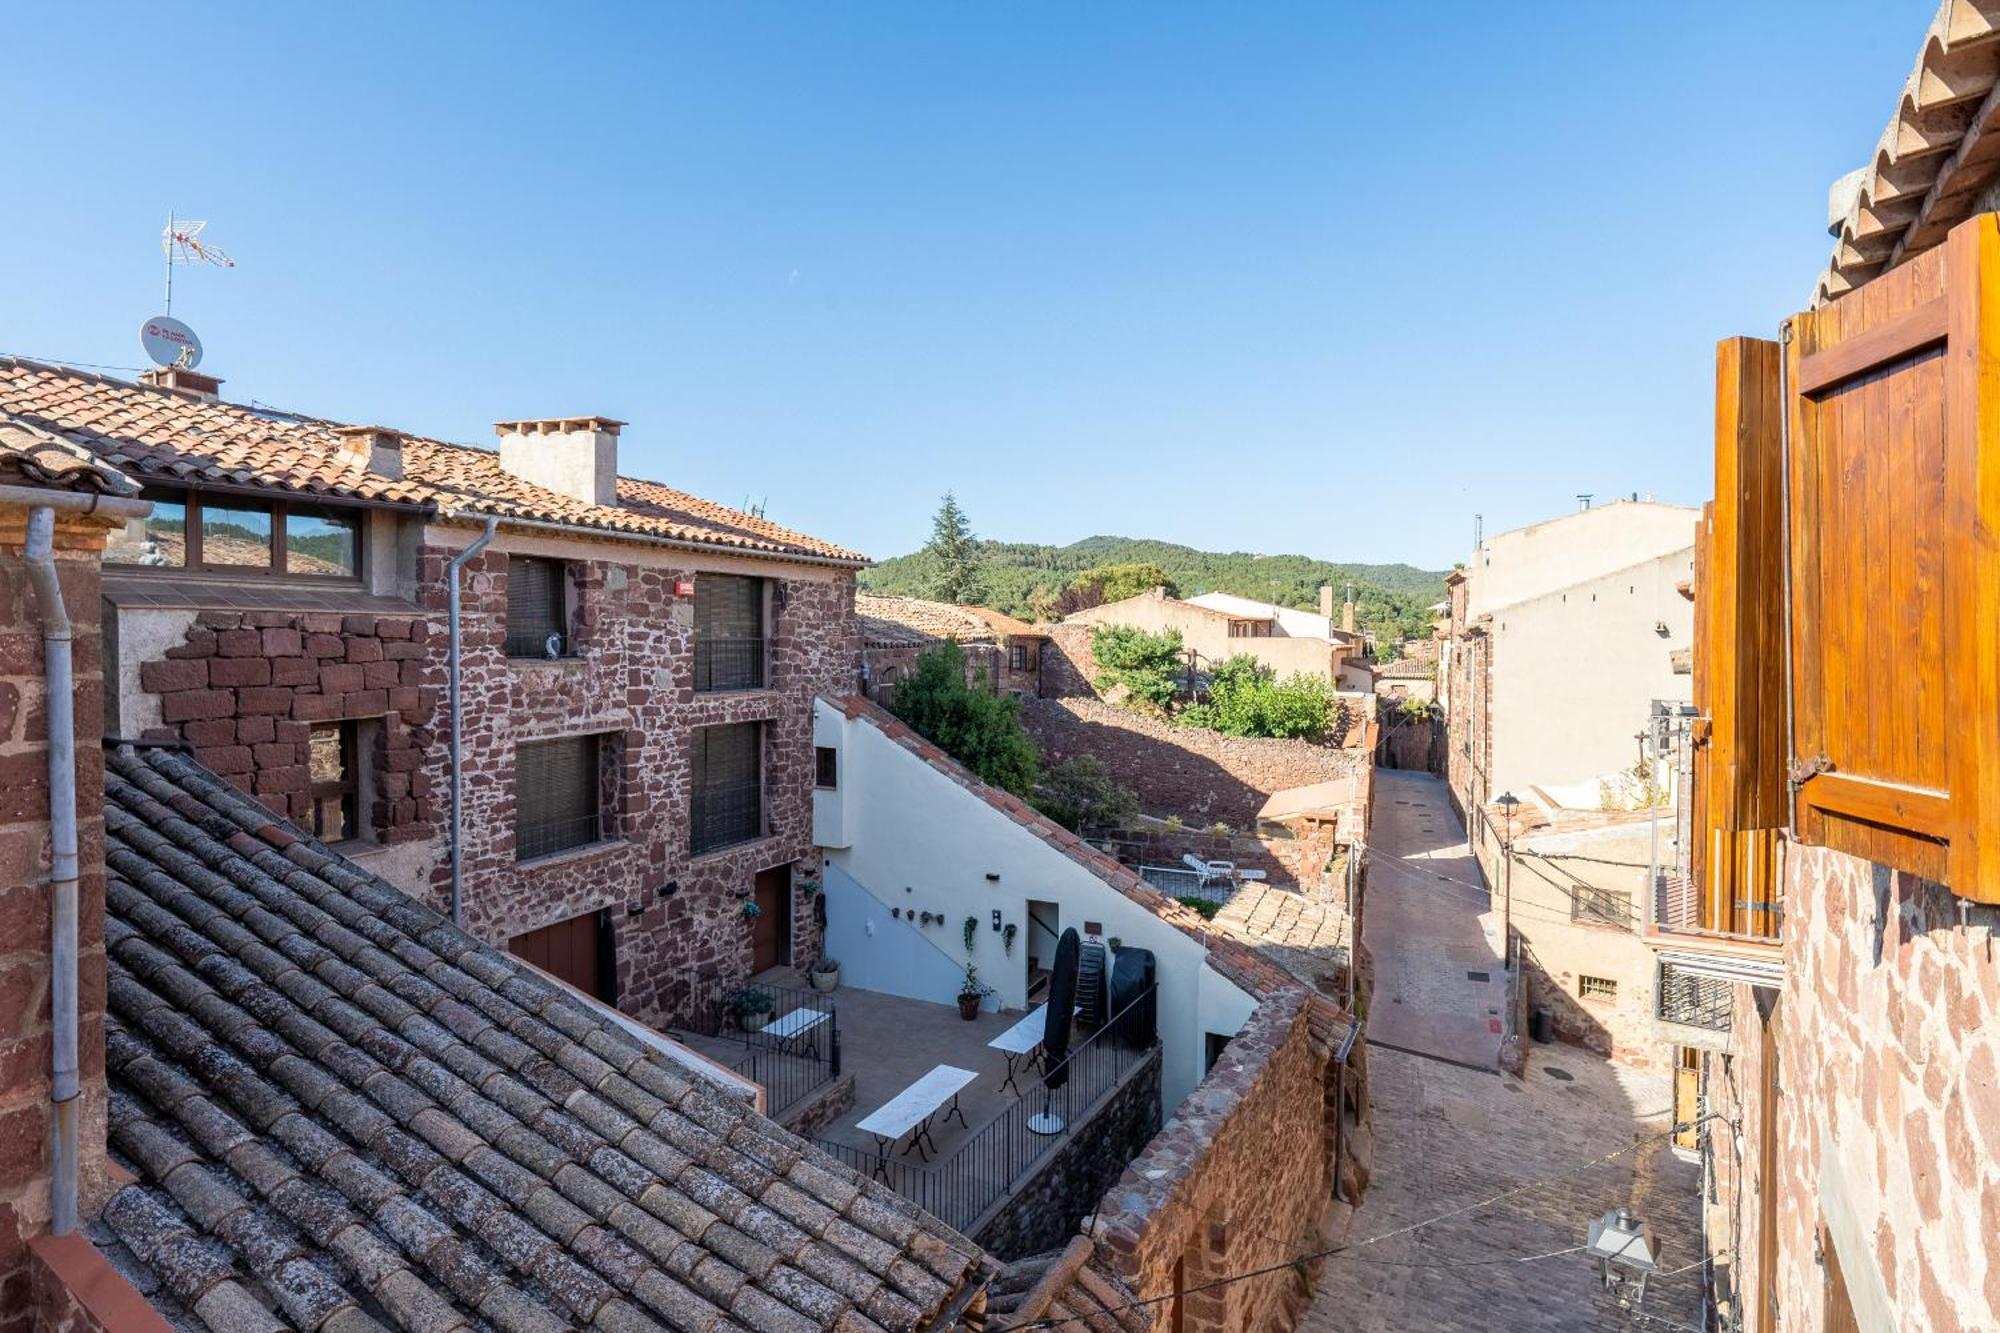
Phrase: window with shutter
[
  {"left": 516, "top": 735, "right": 601, "bottom": 860},
  {"left": 693, "top": 575, "right": 767, "bottom": 691},
  {"left": 506, "top": 557, "right": 570, "bottom": 659},
  {"left": 692, "top": 722, "right": 763, "bottom": 854}
]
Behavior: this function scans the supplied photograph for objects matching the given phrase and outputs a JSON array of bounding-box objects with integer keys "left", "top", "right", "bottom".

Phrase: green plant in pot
[
  {"left": 808, "top": 956, "right": 841, "bottom": 992},
  {"left": 957, "top": 963, "right": 989, "bottom": 1020},
  {"left": 726, "top": 984, "right": 775, "bottom": 1033},
  {"left": 1002, "top": 922, "right": 1018, "bottom": 956}
]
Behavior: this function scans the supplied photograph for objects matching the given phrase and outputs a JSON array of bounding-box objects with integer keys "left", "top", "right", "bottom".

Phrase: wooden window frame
[
  {"left": 1009, "top": 643, "right": 1029, "bottom": 671},
  {"left": 107, "top": 485, "right": 367, "bottom": 582}
]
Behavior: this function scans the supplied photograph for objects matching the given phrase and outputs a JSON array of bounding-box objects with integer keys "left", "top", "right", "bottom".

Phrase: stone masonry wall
[
  {"left": 419, "top": 532, "right": 859, "bottom": 1030},
  {"left": 1706, "top": 843, "right": 2000, "bottom": 1332},
  {"left": 136, "top": 609, "right": 443, "bottom": 847},
  {"left": 1023, "top": 696, "right": 1362, "bottom": 829},
  {"left": 974, "top": 1045, "right": 1162, "bottom": 1262},
  {"left": 0, "top": 513, "right": 112, "bottom": 1329},
  {"left": 1039, "top": 623, "right": 1099, "bottom": 700},
  {"left": 1093, "top": 986, "right": 1340, "bottom": 1333}
]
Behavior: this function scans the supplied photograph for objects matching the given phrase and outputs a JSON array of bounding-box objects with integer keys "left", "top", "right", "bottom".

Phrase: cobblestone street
[{"left": 1301, "top": 771, "right": 1704, "bottom": 1333}]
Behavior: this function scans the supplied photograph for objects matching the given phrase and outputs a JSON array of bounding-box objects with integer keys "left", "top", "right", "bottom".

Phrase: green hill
[{"left": 859, "top": 535, "right": 1449, "bottom": 645}]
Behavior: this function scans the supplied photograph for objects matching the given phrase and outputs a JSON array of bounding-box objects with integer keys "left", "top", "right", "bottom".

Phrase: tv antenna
[{"left": 161, "top": 212, "right": 235, "bottom": 315}]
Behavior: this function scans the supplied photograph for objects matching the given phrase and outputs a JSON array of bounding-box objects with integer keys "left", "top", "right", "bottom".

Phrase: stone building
[
  {"left": 1669, "top": 8, "right": 2000, "bottom": 1326},
  {"left": 855, "top": 593, "right": 1045, "bottom": 701},
  {"left": 0, "top": 357, "right": 865, "bottom": 1032},
  {"left": 1065, "top": 586, "right": 1368, "bottom": 688}
]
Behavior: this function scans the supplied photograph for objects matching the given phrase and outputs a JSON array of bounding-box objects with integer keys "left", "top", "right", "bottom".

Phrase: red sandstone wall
[
  {"left": 0, "top": 515, "right": 111, "bottom": 1321},
  {"left": 1022, "top": 696, "right": 1362, "bottom": 829},
  {"left": 1706, "top": 844, "right": 2000, "bottom": 1331},
  {"left": 417, "top": 537, "right": 858, "bottom": 1026},
  {"left": 1094, "top": 987, "right": 1341, "bottom": 1333},
  {"left": 137, "top": 609, "right": 442, "bottom": 844}
]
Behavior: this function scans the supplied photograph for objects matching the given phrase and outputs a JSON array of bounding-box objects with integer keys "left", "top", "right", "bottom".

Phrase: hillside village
[{"left": 1, "top": 5, "right": 1999, "bottom": 1333}]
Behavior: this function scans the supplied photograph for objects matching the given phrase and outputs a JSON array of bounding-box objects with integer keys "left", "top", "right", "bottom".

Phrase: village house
[
  {"left": 1064, "top": 584, "right": 1371, "bottom": 690},
  {"left": 855, "top": 594, "right": 1046, "bottom": 702},
  {"left": 0, "top": 357, "right": 864, "bottom": 1031},
  {"left": 1667, "top": 4, "right": 2000, "bottom": 1327}
]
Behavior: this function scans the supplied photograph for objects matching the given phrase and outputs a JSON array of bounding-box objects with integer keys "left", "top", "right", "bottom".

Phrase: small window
[
  {"left": 284, "top": 505, "right": 360, "bottom": 578},
  {"left": 506, "top": 557, "right": 571, "bottom": 659},
  {"left": 1571, "top": 885, "right": 1634, "bottom": 927},
  {"left": 815, "top": 746, "right": 839, "bottom": 790},
  {"left": 308, "top": 722, "right": 359, "bottom": 843},
  {"left": 200, "top": 502, "right": 274, "bottom": 568},
  {"left": 107, "top": 499, "right": 187, "bottom": 567},
  {"left": 1204, "top": 1031, "right": 1232, "bottom": 1075},
  {"left": 516, "top": 735, "right": 603, "bottom": 860},
  {"left": 1009, "top": 644, "right": 1028, "bottom": 671},
  {"left": 694, "top": 575, "right": 767, "bottom": 691},
  {"left": 692, "top": 722, "right": 763, "bottom": 855},
  {"left": 1579, "top": 975, "right": 1618, "bottom": 1001}
]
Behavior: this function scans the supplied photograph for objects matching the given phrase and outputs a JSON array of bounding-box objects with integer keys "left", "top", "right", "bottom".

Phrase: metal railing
[
  {"left": 693, "top": 637, "right": 768, "bottom": 692},
  {"left": 813, "top": 984, "right": 1158, "bottom": 1232},
  {"left": 691, "top": 780, "right": 763, "bottom": 855},
  {"left": 661, "top": 974, "right": 840, "bottom": 1116},
  {"left": 515, "top": 811, "right": 604, "bottom": 862},
  {"left": 1656, "top": 961, "right": 1732, "bottom": 1032},
  {"left": 1137, "top": 864, "right": 1235, "bottom": 909},
  {"left": 504, "top": 629, "right": 575, "bottom": 660}
]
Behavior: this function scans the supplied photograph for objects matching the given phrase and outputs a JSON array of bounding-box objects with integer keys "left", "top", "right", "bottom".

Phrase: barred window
[
  {"left": 308, "top": 722, "right": 359, "bottom": 843},
  {"left": 815, "top": 746, "right": 839, "bottom": 790},
  {"left": 1579, "top": 975, "right": 1618, "bottom": 1001},
  {"left": 692, "top": 723, "right": 763, "bottom": 854},
  {"left": 506, "top": 557, "right": 571, "bottom": 659},
  {"left": 1570, "top": 884, "right": 1634, "bottom": 927},
  {"left": 694, "top": 575, "right": 767, "bottom": 691},
  {"left": 516, "top": 735, "right": 602, "bottom": 860}
]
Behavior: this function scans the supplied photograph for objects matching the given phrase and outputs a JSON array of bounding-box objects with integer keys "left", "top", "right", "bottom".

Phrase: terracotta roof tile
[
  {"left": 95, "top": 744, "right": 989, "bottom": 1332},
  {"left": 0, "top": 357, "right": 863, "bottom": 564},
  {"left": 853, "top": 595, "right": 996, "bottom": 648}
]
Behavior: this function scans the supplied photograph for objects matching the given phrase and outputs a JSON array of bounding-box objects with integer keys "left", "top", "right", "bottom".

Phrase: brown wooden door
[
  {"left": 509, "top": 910, "right": 609, "bottom": 1001},
  {"left": 1673, "top": 1047, "right": 1701, "bottom": 1151},
  {"left": 752, "top": 867, "right": 791, "bottom": 972}
]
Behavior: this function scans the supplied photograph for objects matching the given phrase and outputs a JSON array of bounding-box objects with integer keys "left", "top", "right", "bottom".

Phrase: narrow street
[{"left": 1301, "top": 771, "right": 1704, "bottom": 1333}]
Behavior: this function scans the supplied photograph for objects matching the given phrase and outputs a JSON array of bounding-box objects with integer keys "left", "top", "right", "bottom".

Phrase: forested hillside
[{"left": 860, "top": 535, "right": 1449, "bottom": 644}]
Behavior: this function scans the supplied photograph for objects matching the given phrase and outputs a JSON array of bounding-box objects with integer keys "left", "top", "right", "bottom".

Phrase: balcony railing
[
  {"left": 1656, "top": 960, "right": 1732, "bottom": 1032},
  {"left": 661, "top": 975, "right": 839, "bottom": 1117},
  {"left": 693, "top": 637, "right": 768, "bottom": 692},
  {"left": 505, "top": 629, "right": 575, "bottom": 660},
  {"left": 516, "top": 810, "right": 604, "bottom": 862},
  {"left": 691, "top": 780, "right": 763, "bottom": 855}
]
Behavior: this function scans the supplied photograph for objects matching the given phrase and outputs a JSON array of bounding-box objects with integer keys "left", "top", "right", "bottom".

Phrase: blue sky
[{"left": 2, "top": 2, "right": 1927, "bottom": 569}]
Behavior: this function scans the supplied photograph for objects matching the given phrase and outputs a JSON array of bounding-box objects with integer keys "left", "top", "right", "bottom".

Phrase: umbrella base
[{"left": 1027, "top": 1112, "right": 1066, "bottom": 1136}]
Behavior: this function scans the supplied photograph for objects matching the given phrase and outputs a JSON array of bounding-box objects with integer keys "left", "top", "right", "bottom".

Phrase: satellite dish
[{"left": 139, "top": 315, "right": 201, "bottom": 369}]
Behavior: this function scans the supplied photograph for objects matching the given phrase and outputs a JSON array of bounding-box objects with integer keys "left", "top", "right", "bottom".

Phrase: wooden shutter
[
  {"left": 1787, "top": 230, "right": 1968, "bottom": 890},
  {"left": 516, "top": 735, "right": 599, "bottom": 859}
]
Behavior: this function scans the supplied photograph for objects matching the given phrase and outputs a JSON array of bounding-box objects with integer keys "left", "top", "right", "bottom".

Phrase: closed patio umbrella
[{"left": 1030, "top": 928, "right": 1080, "bottom": 1134}]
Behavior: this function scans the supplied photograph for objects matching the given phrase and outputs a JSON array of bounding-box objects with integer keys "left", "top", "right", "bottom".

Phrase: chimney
[
  {"left": 334, "top": 425, "right": 405, "bottom": 481},
  {"left": 494, "top": 416, "right": 625, "bottom": 508},
  {"left": 1342, "top": 587, "right": 1357, "bottom": 635},
  {"left": 139, "top": 366, "right": 224, "bottom": 403},
  {"left": 1319, "top": 584, "right": 1335, "bottom": 620}
]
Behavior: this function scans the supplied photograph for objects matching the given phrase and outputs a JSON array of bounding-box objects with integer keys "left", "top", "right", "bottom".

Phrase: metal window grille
[
  {"left": 693, "top": 575, "right": 767, "bottom": 691},
  {"left": 1657, "top": 962, "right": 1732, "bottom": 1032},
  {"left": 1579, "top": 974, "right": 1618, "bottom": 1000},
  {"left": 506, "top": 557, "right": 570, "bottom": 658},
  {"left": 1571, "top": 884, "right": 1635, "bottom": 927},
  {"left": 692, "top": 723, "right": 762, "bottom": 854},
  {"left": 516, "top": 735, "right": 602, "bottom": 860},
  {"left": 308, "top": 721, "right": 358, "bottom": 842}
]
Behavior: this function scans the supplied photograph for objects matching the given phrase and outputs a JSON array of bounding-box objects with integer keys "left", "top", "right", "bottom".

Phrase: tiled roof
[
  {"left": 986, "top": 1239, "right": 1143, "bottom": 1332},
  {"left": 853, "top": 596, "right": 996, "bottom": 649},
  {"left": 1374, "top": 659, "right": 1433, "bottom": 680},
  {"left": 0, "top": 414, "right": 139, "bottom": 494},
  {"left": 95, "top": 743, "right": 990, "bottom": 1333},
  {"left": 954, "top": 608, "right": 1045, "bottom": 640},
  {"left": 1817, "top": 0, "right": 2000, "bottom": 303},
  {"left": 0, "top": 358, "right": 864, "bottom": 565}
]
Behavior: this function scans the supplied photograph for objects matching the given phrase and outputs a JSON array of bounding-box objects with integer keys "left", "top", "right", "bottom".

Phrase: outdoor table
[
  {"left": 988, "top": 1004, "right": 1051, "bottom": 1096},
  {"left": 762, "top": 1007, "right": 828, "bottom": 1059},
  {"left": 853, "top": 1064, "right": 976, "bottom": 1180}
]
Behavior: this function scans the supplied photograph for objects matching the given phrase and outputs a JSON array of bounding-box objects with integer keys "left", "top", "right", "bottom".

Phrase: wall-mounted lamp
[
  {"left": 985, "top": 873, "right": 1001, "bottom": 883},
  {"left": 991, "top": 910, "right": 1002, "bottom": 931}
]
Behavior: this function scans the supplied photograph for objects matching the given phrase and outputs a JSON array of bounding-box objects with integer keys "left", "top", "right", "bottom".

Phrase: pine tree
[{"left": 925, "top": 492, "right": 985, "bottom": 604}]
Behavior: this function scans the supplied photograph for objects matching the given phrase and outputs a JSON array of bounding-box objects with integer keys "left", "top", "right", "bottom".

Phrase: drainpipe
[
  {"left": 447, "top": 518, "right": 499, "bottom": 926},
  {"left": 23, "top": 507, "right": 79, "bottom": 1237},
  {"left": 1777, "top": 321, "right": 1799, "bottom": 842}
]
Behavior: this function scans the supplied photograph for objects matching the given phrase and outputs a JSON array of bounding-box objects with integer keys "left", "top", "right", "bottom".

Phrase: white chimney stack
[
  {"left": 494, "top": 416, "right": 625, "bottom": 508},
  {"left": 334, "top": 425, "right": 405, "bottom": 481}
]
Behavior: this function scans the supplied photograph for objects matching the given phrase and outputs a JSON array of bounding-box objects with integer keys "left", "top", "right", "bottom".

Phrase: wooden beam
[
  {"left": 1800, "top": 772, "right": 1953, "bottom": 839},
  {"left": 1796, "top": 297, "right": 1948, "bottom": 395}
]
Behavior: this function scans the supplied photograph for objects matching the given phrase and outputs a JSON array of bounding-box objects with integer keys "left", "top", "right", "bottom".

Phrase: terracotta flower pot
[
  {"left": 957, "top": 993, "right": 981, "bottom": 1021},
  {"left": 810, "top": 966, "right": 840, "bottom": 992}
]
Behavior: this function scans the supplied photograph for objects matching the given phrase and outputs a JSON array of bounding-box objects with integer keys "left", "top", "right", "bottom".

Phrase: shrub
[
  {"left": 889, "top": 642, "right": 1040, "bottom": 797},
  {"left": 1035, "top": 754, "right": 1140, "bottom": 832},
  {"left": 1180, "top": 654, "right": 1337, "bottom": 740},
  {"left": 1091, "top": 625, "right": 1184, "bottom": 711},
  {"left": 1175, "top": 895, "right": 1222, "bottom": 920}
]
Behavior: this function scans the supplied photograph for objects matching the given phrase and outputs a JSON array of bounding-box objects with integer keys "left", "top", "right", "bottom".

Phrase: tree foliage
[
  {"left": 1179, "top": 655, "right": 1341, "bottom": 740},
  {"left": 923, "top": 493, "right": 985, "bottom": 604},
  {"left": 1035, "top": 754, "right": 1140, "bottom": 832},
  {"left": 887, "top": 642, "right": 1039, "bottom": 797},
  {"left": 863, "top": 533, "right": 1443, "bottom": 642},
  {"left": 1033, "top": 562, "right": 1181, "bottom": 619},
  {"left": 1090, "top": 625, "right": 1184, "bottom": 712}
]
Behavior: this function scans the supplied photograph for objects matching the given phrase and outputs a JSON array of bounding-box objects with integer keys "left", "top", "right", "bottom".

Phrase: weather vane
[{"left": 161, "top": 212, "right": 235, "bottom": 316}]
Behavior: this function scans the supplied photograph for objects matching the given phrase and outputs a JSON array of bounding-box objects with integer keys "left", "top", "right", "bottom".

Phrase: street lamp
[{"left": 1585, "top": 1207, "right": 1660, "bottom": 1310}]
